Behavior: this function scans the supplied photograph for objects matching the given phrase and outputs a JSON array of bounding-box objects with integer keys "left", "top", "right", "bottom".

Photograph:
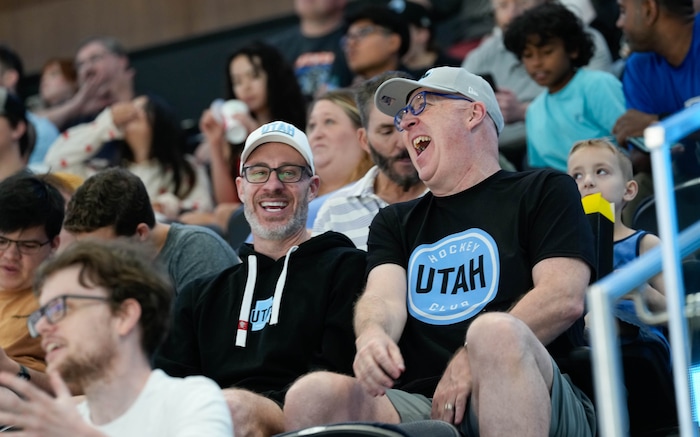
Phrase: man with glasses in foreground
[
  {"left": 284, "top": 67, "right": 597, "bottom": 436},
  {"left": 0, "top": 238, "right": 232, "bottom": 435},
  {"left": 155, "top": 121, "right": 367, "bottom": 437},
  {"left": 0, "top": 172, "right": 64, "bottom": 399}
]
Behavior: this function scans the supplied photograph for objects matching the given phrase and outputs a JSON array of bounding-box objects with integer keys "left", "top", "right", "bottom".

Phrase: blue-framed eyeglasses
[{"left": 394, "top": 91, "right": 473, "bottom": 131}]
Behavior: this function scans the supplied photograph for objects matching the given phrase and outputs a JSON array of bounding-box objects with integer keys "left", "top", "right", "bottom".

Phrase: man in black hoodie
[{"left": 155, "top": 120, "right": 367, "bottom": 437}]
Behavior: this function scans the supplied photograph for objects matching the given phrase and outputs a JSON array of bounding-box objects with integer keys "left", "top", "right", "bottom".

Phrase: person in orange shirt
[{"left": 0, "top": 172, "right": 65, "bottom": 399}]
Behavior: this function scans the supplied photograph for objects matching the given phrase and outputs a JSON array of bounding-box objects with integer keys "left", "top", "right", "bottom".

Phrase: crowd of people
[{"left": 0, "top": 0, "right": 697, "bottom": 435}]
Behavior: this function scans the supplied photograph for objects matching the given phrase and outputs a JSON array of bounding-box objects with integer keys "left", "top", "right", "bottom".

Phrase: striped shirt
[{"left": 312, "top": 166, "right": 427, "bottom": 250}]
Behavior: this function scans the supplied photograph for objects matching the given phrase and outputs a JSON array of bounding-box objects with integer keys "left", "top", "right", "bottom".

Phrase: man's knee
[
  {"left": 285, "top": 371, "right": 352, "bottom": 412},
  {"left": 224, "top": 388, "right": 284, "bottom": 437},
  {"left": 468, "top": 313, "right": 553, "bottom": 380},
  {"left": 468, "top": 313, "right": 537, "bottom": 361}
]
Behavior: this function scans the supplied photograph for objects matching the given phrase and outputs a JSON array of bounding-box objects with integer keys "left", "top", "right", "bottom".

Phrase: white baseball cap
[
  {"left": 374, "top": 66, "right": 504, "bottom": 134},
  {"left": 240, "top": 121, "right": 315, "bottom": 175}
]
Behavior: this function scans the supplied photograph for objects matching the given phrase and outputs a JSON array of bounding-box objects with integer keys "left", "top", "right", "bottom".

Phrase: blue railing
[{"left": 588, "top": 103, "right": 700, "bottom": 437}]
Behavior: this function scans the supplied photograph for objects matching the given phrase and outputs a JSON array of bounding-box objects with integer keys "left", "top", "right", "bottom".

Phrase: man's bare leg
[
  {"left": 284, "top": 371, "right": 400, "bottom": 432},
  {"left": 223, "top": 388, "right": 285, "bottom": 437},
  {"left": 468, "top": 313, "right": 554, "bottom": 436}
]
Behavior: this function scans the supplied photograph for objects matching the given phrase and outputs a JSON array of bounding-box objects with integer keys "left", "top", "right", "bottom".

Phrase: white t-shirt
[{"left": 77, "top": 369, "right": 232, "bottom": 436}]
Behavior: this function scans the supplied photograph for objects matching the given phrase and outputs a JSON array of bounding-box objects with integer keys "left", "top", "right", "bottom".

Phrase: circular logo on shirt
[{"left": 407, "top": 229, "right": 500, "bottom": 325}]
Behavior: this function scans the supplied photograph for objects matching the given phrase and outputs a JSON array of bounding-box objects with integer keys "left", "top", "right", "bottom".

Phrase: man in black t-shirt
[
  {"left": 267, "top": 0, "right": 351, "bottom": 100},
  {"left": 284, "top": 67, "right": 597, "bottom": 437}
]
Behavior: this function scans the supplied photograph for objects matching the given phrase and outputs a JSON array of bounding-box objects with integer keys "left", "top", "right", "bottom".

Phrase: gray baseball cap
[{"left": 374, "top": 66, "right": 504, "bottom": 134}]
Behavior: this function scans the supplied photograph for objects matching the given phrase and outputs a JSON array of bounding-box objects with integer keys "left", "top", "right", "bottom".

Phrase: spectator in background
[
  {"left": 46, "top": 94, "right": 213, "bottom": 221},
  {"left": 268, "top": 0, "right": 352, "bottom": 100},
  {"left": 504, "top": 2, "right": 625, "bottom": 171},
  {"left": 0, "top": 45, "right": 59, "bottom": 168},
  {"left": 186, "top": 41, "right": 307, "bottom": 233},
  {"left": 329, "top": 4, "right": 411, "bottom": 88},
  {"left": 388, "top": 0, "right": 461, "bottom": 78},
  {"left": 63, "top": 168, "right": 240, "bottom": 295},
  {"left": 430, "top": 0, "right": 495, "bottom": 59},
  {"left": 0, "top": 238, "right": 233, "bottom": 435},
  {"left": 612, "top": 0, "right": 699, "bottom": 224},
  {"left": 313, "top": 71, "right": 426, "bottom": 250},
  {"left": 0, "top": 88, "right": 32, "bottom": 180},
  {"left": 28, "top": 58, "right": 79, "bottom": 113},
  {"left": 47, "top": 36, "right": 136, "bottom": 132},
  {"left": 306, "top": 88, "right": 373, "bottom": 227},
  {"left": 462, "top": 0, "right": 613, "bottom": 169}
]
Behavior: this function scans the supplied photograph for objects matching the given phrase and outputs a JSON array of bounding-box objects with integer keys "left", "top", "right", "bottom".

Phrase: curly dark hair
[
  {"left": 503, "top": 2, "right": 594, "bottom": 68},
  {"left": 64, "top": 167, "right": 156, "bottom": 236},
  {"left": 34, "top": 238, "right": 173, "bottom": 358},
  {"left": 225, "top": 41, "right": 307, "bottom": 131}
]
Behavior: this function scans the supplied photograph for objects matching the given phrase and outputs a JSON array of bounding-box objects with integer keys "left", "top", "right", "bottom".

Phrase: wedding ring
[{"left": 444, "top": 402, "right": 454, "bottom": 411}]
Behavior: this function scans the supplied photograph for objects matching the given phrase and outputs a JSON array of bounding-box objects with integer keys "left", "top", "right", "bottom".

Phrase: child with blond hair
[{"left": 568, "top": 138, "right": 668, "bottom": 356}]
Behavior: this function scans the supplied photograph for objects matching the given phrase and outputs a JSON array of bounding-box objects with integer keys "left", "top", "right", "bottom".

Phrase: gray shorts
[{"left": 385, "top": 358, "right": 596, "bottom": 437}]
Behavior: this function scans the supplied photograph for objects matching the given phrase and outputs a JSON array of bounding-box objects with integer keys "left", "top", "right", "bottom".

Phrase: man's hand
[
  {"left": 495, "top": 89, "right": 527, "bottom": 124},
  {"left": 0, "top": 371, "right": 104, "bottom": 436},
  {"left": 431, "top": 346, "right": 471, "bottom": 425},
  {"left": 613, "top": 109, "right": 659, "bottom": 146},
  {"left": 353, "top": 326, "right": 405, "bottom": 397},
  {"left": 77, "top": 72, "right": 112, "bottom": 117}
]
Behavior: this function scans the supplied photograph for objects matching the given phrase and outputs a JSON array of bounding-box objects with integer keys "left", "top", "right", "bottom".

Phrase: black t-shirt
[
  {"left": 268, "top": 26, "right": 351, "bottom": 100},
  {"left": 367, "top": 169, "right": 595, "bottom": 394}
]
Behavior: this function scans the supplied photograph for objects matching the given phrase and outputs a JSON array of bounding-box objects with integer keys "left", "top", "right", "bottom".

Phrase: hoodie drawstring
[
  {"left": 270, "top": 245, "right": 298, "bottom": 325},
  {"left": 235, "top": 255, "right": 257, "bottom": 347},
  {"left": 235, "top": 246, "right": 298, "bottom": 347}
]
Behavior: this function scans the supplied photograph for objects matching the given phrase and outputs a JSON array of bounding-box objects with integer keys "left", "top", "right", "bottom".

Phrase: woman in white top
[{"left": 45, "top": 94, "right": 213, "bottom": 220}]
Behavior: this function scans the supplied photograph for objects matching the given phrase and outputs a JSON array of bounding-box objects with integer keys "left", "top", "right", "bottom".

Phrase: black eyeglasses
[
  {"left": 394, "top": 91, "right": 473, "bottom": 132},
  {"left": 341, "top": 25, "right": 391, "bottom": 49},
  {"left": 27, "top": 294, "right": 111, "bottom": 338},
  {"left": 241, "top": 165, "right": 310, "bottom": 184},
  {"left": 0, "top": 236, "right": 51, "bottom": 256},
  {"left": 74, "top": 51, "right": 113, "bottom": 71}
]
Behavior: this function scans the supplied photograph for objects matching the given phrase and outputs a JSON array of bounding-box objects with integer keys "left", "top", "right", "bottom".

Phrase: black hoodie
[{"left": 154, "top": 231, "right": 367, "bottom": 403}]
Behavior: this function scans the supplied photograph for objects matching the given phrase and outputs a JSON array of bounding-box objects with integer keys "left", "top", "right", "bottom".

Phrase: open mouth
[
  {"left": 412, "top": 136, "right": 431, "bottom": 155},
  {"left": 43, "top": 341, "right": 64, "bottom": 362},
  {"left": 260, "top": 201, "right": 288, "bottom": 212}
]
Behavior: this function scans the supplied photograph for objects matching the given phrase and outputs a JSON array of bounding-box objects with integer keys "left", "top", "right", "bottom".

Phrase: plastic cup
[{"left": 210, "top": 99, "right": 249, "bottom": 144}]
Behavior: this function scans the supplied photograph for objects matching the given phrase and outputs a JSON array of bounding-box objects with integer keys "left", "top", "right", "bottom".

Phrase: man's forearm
[
  {"left": 353, "top": 292, "right": 406, "bottom": 342},
  {"left": 35, "top": 98, "right": 83, "bottom": 131}
]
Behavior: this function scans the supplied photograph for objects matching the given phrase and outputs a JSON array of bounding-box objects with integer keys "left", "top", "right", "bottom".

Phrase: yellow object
[{"left": 581, "top": 193, "right": 615, "bottom": 223}]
